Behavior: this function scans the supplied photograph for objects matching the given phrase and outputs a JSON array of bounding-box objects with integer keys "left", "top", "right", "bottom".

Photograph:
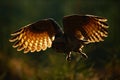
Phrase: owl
[{"left": 9, "top": 14, "right": 109, "bottom": 60}]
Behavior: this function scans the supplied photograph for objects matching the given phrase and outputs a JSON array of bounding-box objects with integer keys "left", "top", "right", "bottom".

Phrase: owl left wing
[
  {"left": 9, "top": 18, "right": 63, "bottom": 53},
  {"left": 63, "top": 14, "right": 109, "bottom": 44}
]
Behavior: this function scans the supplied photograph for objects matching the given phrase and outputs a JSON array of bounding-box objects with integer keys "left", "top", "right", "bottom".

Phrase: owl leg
[
  {"left": 78, "top": 48, "right": 88, "bottom": 59},
  {"left": 66, "top": 52, "right": 72, "bottom": 61}
]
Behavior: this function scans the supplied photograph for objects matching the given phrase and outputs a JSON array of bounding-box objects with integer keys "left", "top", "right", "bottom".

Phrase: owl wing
[
  {"left": 63, "top": 14, "right": 109, "bottom": 43},
  {"left": 9, "top": 18, "right": 63, "bottom": 53}
]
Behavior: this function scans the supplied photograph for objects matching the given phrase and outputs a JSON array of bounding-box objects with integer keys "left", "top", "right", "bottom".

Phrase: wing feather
[
  {"left": 63, "top": 14, "right": 109, "bottom": 43},
  {"left": 9, "top": 18, "right": 63, "bottom": 53}
]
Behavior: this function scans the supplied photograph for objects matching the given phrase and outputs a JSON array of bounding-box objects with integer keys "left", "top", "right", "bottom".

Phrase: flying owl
[{"left": 9, "top": 14, "right": 109, "bottom": 60}]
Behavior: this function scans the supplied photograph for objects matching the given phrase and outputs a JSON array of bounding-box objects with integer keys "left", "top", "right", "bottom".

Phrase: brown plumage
[{"left": 9, "top": 14, "right": 109, "bottom": 60}]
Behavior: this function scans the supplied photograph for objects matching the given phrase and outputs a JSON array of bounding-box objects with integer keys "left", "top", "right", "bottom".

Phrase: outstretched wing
[
  {"left": 63, "top": 14, "right": 109, "bottom": 43},
  {"left": 9, "top": 18, "right": 63, "bottom": 53}
]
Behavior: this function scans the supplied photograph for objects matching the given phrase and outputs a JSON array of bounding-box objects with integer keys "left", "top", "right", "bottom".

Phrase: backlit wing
[
  {"left": 63, "top": 14, "right": 109, "bottom": 43},
  {"left": 9, "top": 18, "right": 63, "bottom": 53}
]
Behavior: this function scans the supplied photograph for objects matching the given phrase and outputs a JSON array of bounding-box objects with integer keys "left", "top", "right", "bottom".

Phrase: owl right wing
[
  {"left": 63, "top": 14, "right": 109, "bottom": 44},
  {"left": 9, "top": 18, "right": 63, "bottom": 53}
]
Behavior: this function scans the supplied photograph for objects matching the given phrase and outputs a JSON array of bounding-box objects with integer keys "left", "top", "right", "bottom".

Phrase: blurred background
[{"left": 0, "top": 0, "right": 120, "bottom": 80}]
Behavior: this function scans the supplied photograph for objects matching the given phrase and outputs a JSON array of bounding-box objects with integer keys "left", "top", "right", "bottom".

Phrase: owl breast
[
  {"left": 52, "top": 35, "right": 84, "bottom": 53},
  {"left": 52, "top": 36, "right": 66, "bottom": 53}
]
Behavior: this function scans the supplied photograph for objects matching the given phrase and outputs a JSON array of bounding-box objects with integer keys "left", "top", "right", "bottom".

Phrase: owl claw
[
  {"left": 81, "top": 52, "right": 88, "bottom": 59},
  {"left": 78, "top": 50, "right": 88, "bottom": 59},
  {"left": 66, "top": 52, "right": 71, "bottom": 61},
  {"left": 66, "top": 56, "right": 71, "bottom": 61}
]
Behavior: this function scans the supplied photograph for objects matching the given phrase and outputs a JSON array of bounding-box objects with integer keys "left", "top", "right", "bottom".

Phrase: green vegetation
[{"left": 0, "top": 0, "right": 120, "bottom": 80}]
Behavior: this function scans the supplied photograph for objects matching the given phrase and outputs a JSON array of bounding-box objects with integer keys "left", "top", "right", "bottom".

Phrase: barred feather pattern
[
  {"left": 9, "top": 14, "right": 109, "bottom": 59},
  {"left": 82, "top": 15, "right": 108, "bottom": 43},
  {"left": 9, "top": 27, "right": 54, "bottom": 53},
  {"left": 63, "top": 15, "right": 109, "bottom": 44}
]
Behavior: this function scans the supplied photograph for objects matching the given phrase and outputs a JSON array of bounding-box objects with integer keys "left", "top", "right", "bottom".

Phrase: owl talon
[
  {"left": 78, "top": 50, "right": 88, "bottom": 59},
  {"left": 66, "top": 52, "right": 71, "bottom": 61},
  {"left": 66, "top": 56, "right": 71, "bottom": 61},
  {"left": 81, "top": 52, "right": 88, "bottom": 59}
]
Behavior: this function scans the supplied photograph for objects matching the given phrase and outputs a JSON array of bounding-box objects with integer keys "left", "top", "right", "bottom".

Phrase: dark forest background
[{"left": 0, "top": 0, "right": 120, "bottom": 80}]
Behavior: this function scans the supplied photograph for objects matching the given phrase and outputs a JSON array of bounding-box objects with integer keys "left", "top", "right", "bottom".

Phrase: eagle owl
[{"left": 9, "top": 14, "right": 109, "bottom": 60}]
